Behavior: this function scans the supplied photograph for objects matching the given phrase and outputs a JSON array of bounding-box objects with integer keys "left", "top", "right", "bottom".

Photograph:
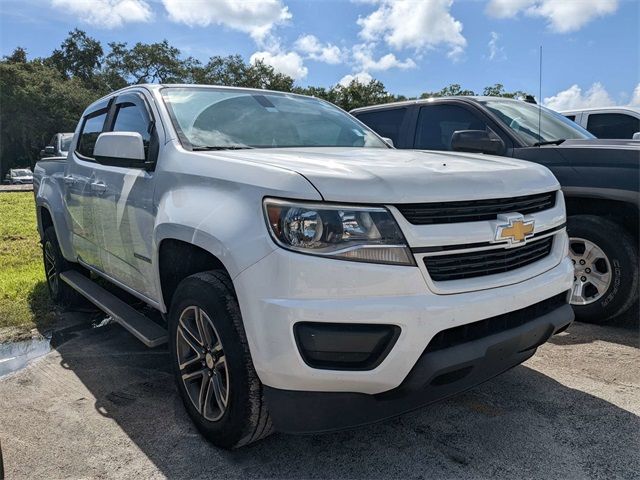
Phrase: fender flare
[
  {"left": 34, "top": 177, "right": 75, "bottom": 261},
  {"left": 153, "top": 223, "right": 243, "bottom": 312}
]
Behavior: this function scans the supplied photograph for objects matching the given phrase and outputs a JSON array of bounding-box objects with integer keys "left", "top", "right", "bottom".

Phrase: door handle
[
  {"left": 63, "top": 175, "right": 75, "bottom": 185},
  {"left": 90, "top": 181, "right": 107, "bottom": 195}
]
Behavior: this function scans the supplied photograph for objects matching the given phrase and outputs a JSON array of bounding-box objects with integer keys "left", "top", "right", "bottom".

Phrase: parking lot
[{"left": 1, "top": 314, "right": 638, "bottom": 479}]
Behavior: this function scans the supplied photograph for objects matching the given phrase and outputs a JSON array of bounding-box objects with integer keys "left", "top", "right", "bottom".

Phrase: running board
[{"left": 60, "top": 270, "right": 168, "bottom": 347}]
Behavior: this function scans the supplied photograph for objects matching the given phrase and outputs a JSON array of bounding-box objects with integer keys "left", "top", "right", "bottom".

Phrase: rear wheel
[
  {"left": 168, "top": 271, "right": 273, "bottom": 449},
  {"left": 567, "top": 215, "right": 638, "bottom": 324},
  {"left": 42, "top": 226, "right": 83, "bottom": 306}
]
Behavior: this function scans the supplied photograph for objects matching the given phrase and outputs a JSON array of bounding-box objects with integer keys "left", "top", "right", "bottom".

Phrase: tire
[
  {"left": 42, "top": 226, "right": 83, "bottom": 307},
  {"left": 567, "top": 215, "right": 639, "bottom": 324},
  {"left": 168, "top": 271, "right": 273, "bottom": 449}
]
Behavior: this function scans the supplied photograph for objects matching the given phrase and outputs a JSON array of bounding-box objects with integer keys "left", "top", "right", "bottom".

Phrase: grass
[{"left": 0, "top": 192, "right": 56, "bottom": 341}]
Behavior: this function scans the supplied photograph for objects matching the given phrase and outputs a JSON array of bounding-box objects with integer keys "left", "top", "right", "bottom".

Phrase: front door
[{"left": 92, "top": 93, "right": 159, "bottom": 301}]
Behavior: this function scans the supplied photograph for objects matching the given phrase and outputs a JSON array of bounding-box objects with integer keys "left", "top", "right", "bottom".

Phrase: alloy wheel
[
  {"left": 176, "top": 305, "right": 229, "bottom": 421},
  {"left": 44, "top": 241, "right": 59, "bottom": 297},
  {"left": 569, "top": 237, "right": 612, "bottom": 306}
]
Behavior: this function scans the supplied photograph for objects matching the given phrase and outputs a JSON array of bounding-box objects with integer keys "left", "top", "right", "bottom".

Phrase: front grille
[
  {"left": 424, "top": 236, "right": 553, "bottom": 281},
  {"left": 395, "top": 191, "right": 556, "bottom": 225},
  {"left": 424, "top": 292, "right": 568, "bottom": 353}
]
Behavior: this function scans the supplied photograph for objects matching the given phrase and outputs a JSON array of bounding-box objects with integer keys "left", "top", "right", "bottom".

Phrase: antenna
[{"left": 538, "top": 45, "right": 542, "bottom": 144}]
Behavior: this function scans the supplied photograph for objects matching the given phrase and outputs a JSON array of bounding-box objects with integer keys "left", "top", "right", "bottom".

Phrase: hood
[
  {"left": 555, "top": 139, "right": 640, "bottom": 150},
  {"left": 214, "top": 147, "right": 559, "bottom": 203}
]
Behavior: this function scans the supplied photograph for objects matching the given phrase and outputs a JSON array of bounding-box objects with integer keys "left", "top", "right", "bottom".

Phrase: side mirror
[
  {"left": 451, "top": 130, "right": 505, "bottom": 155},
  {"left": 94, "top": 132, "right": 147, "bottom": 168},
  {"left": 43, "top": 146, "right": 55, "bottom": 156},
  {"left": 380, "top": 137, "right": 394, "bottom": 148},
  {"left": 633, "top": 132, "right": 640, "bottom": 140}
]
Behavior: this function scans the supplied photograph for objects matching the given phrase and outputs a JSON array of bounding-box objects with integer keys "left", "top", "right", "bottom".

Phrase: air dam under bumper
[{"left": 264, "top": 302, "right": 573, "bottom": 434}]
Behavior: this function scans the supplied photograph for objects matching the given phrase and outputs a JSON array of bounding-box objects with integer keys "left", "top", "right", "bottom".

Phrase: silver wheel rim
[
  {"left": 176, "top": 306, "right": 229, "bottom": 421},
  {"left": 569, "top": 237, "right": 612, "bottom": 306},
  {"left": 44, "top": 241, "right": 59, "bottom": 297}
]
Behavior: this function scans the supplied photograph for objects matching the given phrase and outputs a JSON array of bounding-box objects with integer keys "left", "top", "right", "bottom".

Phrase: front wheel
[
  {"left": 168, "top": 271, "right": 273, "bottom": 449},
  {"left": 567, "top": 215, "right": 638, "bottom": 324}
]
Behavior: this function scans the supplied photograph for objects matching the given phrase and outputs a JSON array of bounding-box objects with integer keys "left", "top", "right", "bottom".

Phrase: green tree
[
  {"left": 4, "top": 47, "right": 27, "bottom": 64},
  {"left": 292, "top": 85, "right": 337, "bottom": 104},
  {"left": 482, "top": 83, "right": 531, "bottom": 99},
  {"left": 47, "top": 29, "right": 103, "bottom": 83},
  {"left": 104, "top": 40, "right": 193, "bottom": 86},
  {"left": 420, "top": 83, "right": 476, "bottom": 98},
  {"left": 190, "top": 55, "right": 294, "bottom": 91},
  {"left": 329, "top": 79, "right": 394, "bottom": 111},
  {"left": 0, "top": 60, "right": 99, "bottom": 176}
]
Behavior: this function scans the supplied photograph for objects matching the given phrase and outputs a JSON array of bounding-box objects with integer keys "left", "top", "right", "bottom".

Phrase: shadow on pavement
[
  {"left": 50, "top": 319, "right": 640, "bottom": 479},
  {"left": 548, "top": 319, "right": 639, "bottom": 349}
]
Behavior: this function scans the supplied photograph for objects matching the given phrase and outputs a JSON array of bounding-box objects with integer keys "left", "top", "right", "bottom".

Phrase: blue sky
[{"left": 1, "top": 0, "right": 638, "bottom": 109}]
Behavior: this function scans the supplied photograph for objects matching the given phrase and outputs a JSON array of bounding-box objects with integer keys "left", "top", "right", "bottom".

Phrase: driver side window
[
  {"left": 415, "top": 104, "right": 490, "bottom": 150},
  {"left": 112, "top": 102, "right": 151, "bottom": 159}
]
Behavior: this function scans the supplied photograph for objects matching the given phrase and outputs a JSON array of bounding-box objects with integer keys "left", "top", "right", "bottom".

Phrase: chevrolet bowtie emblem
[{"left": 495, "top": 214, "right": 535, "bottom": 245}]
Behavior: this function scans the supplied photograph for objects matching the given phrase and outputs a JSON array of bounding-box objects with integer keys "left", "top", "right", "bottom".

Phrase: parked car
[
  {"left": 560, "top": 107, "right": 640, "bottom": 140},
  {"left": 4, "top": 168, "right": 33, "bottom": 184},
  {"left": 40, "top": 132, "right": 74, "bottom": 159},
  {"left": 351, "top": 97, "right": 639, "bottom": 323},
  {"left": 34, "top": 85, "right": 573, "bottom": 448}
]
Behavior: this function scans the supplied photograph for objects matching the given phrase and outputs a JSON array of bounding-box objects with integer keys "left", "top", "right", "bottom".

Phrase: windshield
[
  {"left": 60, "top": 134, "right": 73, "bottom": 152},
  {"left": 478, "top": 99, "right": 595, "bottom": 146},
  {"left": 12, "top": 169, "right": 31, "bottom": 176},
  {"left": 161, "top": 87, "right": 387, "bottom": 149}
]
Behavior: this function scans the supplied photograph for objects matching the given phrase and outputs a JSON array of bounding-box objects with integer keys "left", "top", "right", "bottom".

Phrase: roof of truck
[
  {"left": 559, "top": 106, "right": 640, "bottom": 115},
  {"left": 349, "top": 96, "right": 527, "bottom": 114}
]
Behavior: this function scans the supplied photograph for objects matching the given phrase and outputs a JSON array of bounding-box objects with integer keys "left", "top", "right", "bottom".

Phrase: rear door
[
  {"left": 64, "top": 102, "right": 110, "bottom": 269},
  {"left": 91, "top": 92, "right": 160, "bottom": 301},
  {"left": 352, "top": 107, "right": 412, "bottom": 147},
  {"left": 413, "top": 102, "right": 508, "bottom": 151}
]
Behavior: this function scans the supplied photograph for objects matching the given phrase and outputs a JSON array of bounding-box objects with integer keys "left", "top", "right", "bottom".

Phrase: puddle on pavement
[
  {"left": 0, "top": 316, "right": 113, "bottom": 378},
  {"left": 0, "top": 338, "right": 52, "bottom": 378}
]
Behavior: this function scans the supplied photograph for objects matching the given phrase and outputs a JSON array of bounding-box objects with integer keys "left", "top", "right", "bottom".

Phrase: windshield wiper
[
  {"left": 192, "top": 145, "right": 254, "bottom": 151},
  {"left": 533, "top": 138, "right": 566, "bottom": 147}
]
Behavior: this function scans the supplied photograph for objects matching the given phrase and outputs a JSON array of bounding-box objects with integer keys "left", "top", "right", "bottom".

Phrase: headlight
[{"left": 263, "top": 198, "right": 415, "bottom": 266}]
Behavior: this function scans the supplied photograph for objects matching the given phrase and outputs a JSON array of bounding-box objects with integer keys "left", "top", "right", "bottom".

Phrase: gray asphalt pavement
[
  {"left": 0, "top": 316, "right": 638, "bottom": 479},
  {"left": 0, "top": 184, "right": 33, "bottom": 192}
]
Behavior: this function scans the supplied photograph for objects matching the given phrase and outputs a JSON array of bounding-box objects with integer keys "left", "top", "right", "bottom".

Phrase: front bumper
[
  {"left": 234, "top": 248, "right": 574, "bottom": 395},
  {"left": 264, "top": 301, "right": 573, "bottom": 433}
]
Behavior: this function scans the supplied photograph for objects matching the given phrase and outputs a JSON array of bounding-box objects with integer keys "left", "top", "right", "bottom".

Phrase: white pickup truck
[{"left": 33, "top": 84, "right": 573, "bottom": 449}]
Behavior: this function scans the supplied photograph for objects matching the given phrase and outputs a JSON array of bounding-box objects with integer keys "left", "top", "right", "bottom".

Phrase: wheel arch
[
  {"left": 34, "top": 172, "right": 75, "bottom": 260},
  {"left": 564, "top": 194, "right": 639, "bottom": 241},
  {"left": 155, "top": 226, "right": 237, "bottom": 312}
]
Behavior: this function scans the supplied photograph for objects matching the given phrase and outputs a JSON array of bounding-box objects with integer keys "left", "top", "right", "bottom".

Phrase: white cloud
[
  {"left": 485, "top": 0, "right": 535, "bottom": 18},
  {"left": 486, "top": 0, "right": 618, "bottom": 33},
  {"left": 630, "top": 84, "right": 640, "bottom": 107},
  {"left": 294, "top": 35, "right": 344, "bottom": 64},
  {"left": 51, "top": 0, "right": 152, "bottom": 28},
  {"left": 250, "top": 50, "right": 308, "bottom": 80},
  {"left": 543, "top": 83, "right": 615, "bottom": 111},
  {"left": 338, "top": 72, "right": 373, "bottom": 87},
  {"left": 352, "top": 43, "right": 416, "bottom": 71},
  {"left": 357, "top": 0, "right": 466, "bottom": 58},
  {"left": 162, "top": 0, "right": 291, "bottom": 41},
  {"left": 488, "top": 31, "right": 505, "bottom": 61}
]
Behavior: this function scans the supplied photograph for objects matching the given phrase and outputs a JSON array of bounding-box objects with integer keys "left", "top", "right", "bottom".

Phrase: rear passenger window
[
  {"left": 415, "top": 105, "right": 490, "bottom": 150},
  {"left": 586, "top": 113, "right": 640, "bottom": 139},
  {"left": 354, "top": 108, "right": 407, "bottom": 146},
  {"left": 112, "top": 102, "right": 151, "bottom": 158},
  {"left": 77, "top": 111, "right": 108, "bottom": 158}
]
